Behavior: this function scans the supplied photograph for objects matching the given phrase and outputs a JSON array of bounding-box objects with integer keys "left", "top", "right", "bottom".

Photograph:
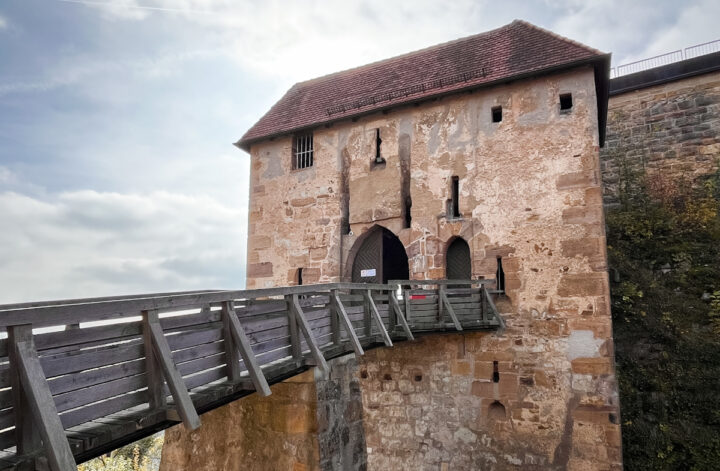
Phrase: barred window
[{"left": 292, "top": 133, "right": 314, "bottom": 169}]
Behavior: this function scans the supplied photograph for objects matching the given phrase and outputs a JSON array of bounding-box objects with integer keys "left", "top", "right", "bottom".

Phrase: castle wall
[
  {"left": 601, "top": 71, "right": 720, "bottom": 204},
  {"left": 163, "top": 66, "right": 621, "bottom": 470}
]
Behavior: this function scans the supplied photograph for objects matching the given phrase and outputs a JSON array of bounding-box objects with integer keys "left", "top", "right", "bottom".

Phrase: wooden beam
[
  {"left": 389, "top": 292, "right": 414, "bottom": 340},
  {"left": 9, "top": 327, "right": 77, "bottom": 471},
  {"left": 290, "top": 294, "right": 329, "bottom": 373},
  {"left": 144, "top": 311, "right": 200, "bottom": 430},
  {"left": 220, "top": 303, "right": 242, "bottom": 383},
  {"left": 330, "top": 290, "right": 364, "bottom": 356},
  {"left": 363, "top": 290, "right": 392, "bottom": 346},
  {"left": 440, "top": 290, "right": 463, "bottom": 331},
  {"left": 223, "top": 302, "right": 271, "bottom": 397}
]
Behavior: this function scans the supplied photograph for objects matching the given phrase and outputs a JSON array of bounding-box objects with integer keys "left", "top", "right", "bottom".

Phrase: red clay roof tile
[{"left": 237, "top": 20, "right": 609, "bottom": 150}]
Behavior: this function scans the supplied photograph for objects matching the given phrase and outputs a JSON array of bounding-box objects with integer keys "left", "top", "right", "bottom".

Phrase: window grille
[{"left": 293, "top": 133, "right": 314, "bottom": 169}]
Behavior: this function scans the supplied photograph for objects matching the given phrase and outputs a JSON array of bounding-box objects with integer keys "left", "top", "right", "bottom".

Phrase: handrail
[{"left": 0, "top": 281, "right": 502, "bottom": 470}]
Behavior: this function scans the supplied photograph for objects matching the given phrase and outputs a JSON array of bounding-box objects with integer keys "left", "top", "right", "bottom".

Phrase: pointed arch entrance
[
  {"left": 350, "top": 226, "right": 409, "bottom": 283},
  {"left": 446, "top": 237, "right": 471, "bottom": 279}
]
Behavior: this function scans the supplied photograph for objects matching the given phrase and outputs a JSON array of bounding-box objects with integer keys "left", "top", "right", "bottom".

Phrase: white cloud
[
  {"left": 0, "top": 15, "right": 7, "bottom": 30},
  {"left": 0, "top": 189, "right": 247, "bottom": 303}
]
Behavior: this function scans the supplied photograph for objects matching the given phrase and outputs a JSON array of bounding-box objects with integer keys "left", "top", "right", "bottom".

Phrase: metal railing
[
  {"left": 610, "top": 38, "right": 720, "bottom": 78},
  {"left": 0, "top": 280, "right": 502, "bottom": 470}
]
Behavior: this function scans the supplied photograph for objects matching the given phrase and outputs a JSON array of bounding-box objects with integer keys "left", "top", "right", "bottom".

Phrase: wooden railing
[{"left": 0, "top": 281, "right": 501, "bottom": 470}]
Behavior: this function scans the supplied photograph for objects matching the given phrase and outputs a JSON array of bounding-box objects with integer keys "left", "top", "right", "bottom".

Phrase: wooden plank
[
  {"left": 13, "top": 336, "right": 76, "bottom": 470},
  {"left": 59, "top": 390, "right": 147, "bottom": 430},
  {"left": 330, "top": 291, "right": 363, "bottom": 356},
  {"left": 289, "top": 295, "right": 328, "bottom": 373},
  {"left": 363, "top": 291, "right": 392, "bottom": 347},
  {"left": 225, "top": 302, "right": 271, "bottom": 396},
  {"left": 0, "top": 283, "right": 394, "bottom": 329},
  {"left": 389, "top": 292, "right": 414, "bottom": 341},
  {"left": 145, "top": 311, "right": 200, "bottom": 430}
]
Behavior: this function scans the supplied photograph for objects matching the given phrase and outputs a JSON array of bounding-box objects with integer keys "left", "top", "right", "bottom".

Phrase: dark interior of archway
[
  {"left": 351, "top": 227, "right": 409, "bottom": 283},
  {"left": 446, "top": 238, "right": 471, "bottom": 280},
  {"left": 382, "top": 229, "right": 409, "bottom": 283}
]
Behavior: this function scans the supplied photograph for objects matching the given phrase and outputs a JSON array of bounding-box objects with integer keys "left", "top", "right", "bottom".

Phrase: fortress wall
[{"left": 601, "top": 70, "right": 720, "bottom": 204}]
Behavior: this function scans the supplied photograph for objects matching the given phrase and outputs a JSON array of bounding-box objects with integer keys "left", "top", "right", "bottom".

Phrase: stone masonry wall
[
  {"left": 163, "top": 66, "right": 621, "bottom": 470},
  {"left": 601, "top": 71, "right": 720, "bottom": 205},
  {"left": 160, "top": 370, "right": 320, "bottom": 471}
]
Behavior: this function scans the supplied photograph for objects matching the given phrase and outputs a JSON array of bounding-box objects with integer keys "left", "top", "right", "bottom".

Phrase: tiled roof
[{"left": 237, "top": 20, "right": 609, "bottom": 150}]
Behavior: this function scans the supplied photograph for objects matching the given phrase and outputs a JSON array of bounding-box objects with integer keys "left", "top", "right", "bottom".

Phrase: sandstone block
[
  {"left": 557, "top": 273, "right": 607, "bottom": 297},
  {"left": 571, "top": 357, "right": 612, "bottom": 375},
  {"left": 556, "top": 172, "right": 596, "bottom": 190},
  {"left": 247, "top": 262, "right": 273, "bottom": 278}
]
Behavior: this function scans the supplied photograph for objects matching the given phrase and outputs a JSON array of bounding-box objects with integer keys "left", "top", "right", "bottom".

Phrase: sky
[{"left": 0, "top": 0, "right": 718, "bottom": 303}]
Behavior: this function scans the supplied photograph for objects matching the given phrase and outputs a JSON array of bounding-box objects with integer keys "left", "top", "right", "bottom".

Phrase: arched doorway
[
  {"left": 446, "top": 237, "right": 471, "bottom": 280},
  {"left": 350, "top": 226, "right": 409, "bottom": 283}
]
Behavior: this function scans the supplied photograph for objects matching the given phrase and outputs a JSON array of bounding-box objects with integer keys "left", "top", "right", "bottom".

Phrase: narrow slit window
[
  {"left": 404, "top": 198, "right": 412, "bottom": 228},
  {"left": 492, "top": 360, "right": 500, "bottom": 383},
  {"left": 451, "top": 176, "right": 460, "bottom": 218},
  {"left": 491, "top": 106, "right": 502, "bottom": 123},
  {"left": 375, "top": 129, "right": 383, "bottom": 163},
  {"left": 560, "top": 93, "right": 573, "bottom": 111},
  {"left": 496, "top": 257, "right": 505, "bottom": 293},
  {"left": 292, "top": 133, "right": 314, "bottom": 169},
  {"left": 297, "top": 268, "right": 303, "bottom": 286}
]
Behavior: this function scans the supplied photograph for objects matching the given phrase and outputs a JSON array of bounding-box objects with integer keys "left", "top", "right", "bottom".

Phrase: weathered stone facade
[
  {"left": 601, "top": 70, "right": 720, "bottom": 204},
  {"left": 161, "top": 64, "right": 621, "bottom": 470}
]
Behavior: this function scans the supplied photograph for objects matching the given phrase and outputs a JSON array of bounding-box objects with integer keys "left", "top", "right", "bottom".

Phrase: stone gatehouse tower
[{"left": 162, "top": 20, "right": 622, "bottom": 470}]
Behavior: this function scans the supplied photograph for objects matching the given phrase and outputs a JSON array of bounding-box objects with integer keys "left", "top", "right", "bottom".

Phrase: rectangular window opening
[
  {"left": 560, "top": 93, "right": 573, "bottom": 111},
  {"left": 296, "top": 268, "right": 303, "bottom": 286},
  {"left": 492, "top": 360, "right": 500, "bottom": 383},
  {"left": 496, "top": 257, "right": 505, "bottom": 293},
  {"left": 491, "top": 106, "right": 502, "bottom": 123},
  {"left": 450, "top": 176, "right": 460, "bottom": 218},
  {"left": 292, "top": 133, "right": 314, "bottom": 170}
]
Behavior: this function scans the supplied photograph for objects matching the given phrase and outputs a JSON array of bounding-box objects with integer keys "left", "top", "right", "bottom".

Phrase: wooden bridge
[{"left": 0, "top": 280, "right": 503, "bottom": 470}]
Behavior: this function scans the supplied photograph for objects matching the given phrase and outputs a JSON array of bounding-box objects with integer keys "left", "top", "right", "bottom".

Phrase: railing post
[
  {"left": 403, "top": 285, "right": 411, "bottom": 322},
  {"left": 221, "top": 302, "right": 242, "bottom": 383},
  {"left": 330, "top": 290, "right": 342, "bottom": 348},
  {"left": 8, "top": 324, "right": 77, "bottom": 471},
  {"left": 363, "top": 290, "right": 372, "bottom": 338},
  {"left": 142, "top": 310, "right": 167, "bottom": 411},
  {"left": 387, "top": 287, "right": 397, "bottom": 335},
  {"left": 8, "top": 324, "right": 40, "bottom": 468},
  {"left": 285, "top": 295, "right": 303, "bottom": 366},
  {"left": 438, "top": 284, "right": 445, "bottom": 323}
]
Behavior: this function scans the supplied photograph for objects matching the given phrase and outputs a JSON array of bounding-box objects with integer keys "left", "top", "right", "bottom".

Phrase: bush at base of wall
[{"left": 607, "top": 162, "right": 720, "bottom": 470}]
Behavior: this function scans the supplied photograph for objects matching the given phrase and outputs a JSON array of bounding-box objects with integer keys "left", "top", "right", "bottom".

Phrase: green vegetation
[
  {"left": 77, "top": 434, "right": 163, "bottom": 471},
  {"left": 607, "top": 163, "right": 720, "bottom": 470}
]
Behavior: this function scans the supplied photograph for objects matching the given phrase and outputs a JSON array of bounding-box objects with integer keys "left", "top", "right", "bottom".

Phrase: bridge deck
[{"left": 0, "top": 280, "right": 502, "bottom": 470}]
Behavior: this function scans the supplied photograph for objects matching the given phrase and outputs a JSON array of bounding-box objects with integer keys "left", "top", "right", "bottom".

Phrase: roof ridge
[
  {"left": 294, "top": 21, "right": 516, "bottom": 88},
  {"left": 512, "top": 19, "right": 606, "bottom": 56}
]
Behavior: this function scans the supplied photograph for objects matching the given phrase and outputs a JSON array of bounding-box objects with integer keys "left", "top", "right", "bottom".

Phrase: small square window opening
[
  {"left": 491, "top": 106, "right": 502, "bottom": 123},
  {"left": 292, "top": 133, "right": 314, "bottom": 169},
  {"left": 560, "top": 93, "right": 573, "bottom": 111}
]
